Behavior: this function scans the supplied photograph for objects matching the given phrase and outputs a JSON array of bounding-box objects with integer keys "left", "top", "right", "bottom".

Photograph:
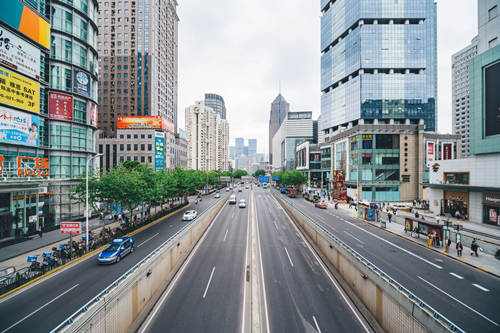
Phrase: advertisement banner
[
  {"left": 0, "top": 66, "right": 39, "bottom": 113},
  {"left": 73, "top": 70, "right": 91, "bottom": 97},
  {"left": 0, "top": 27, "right": 40, "bottom": 79},
  {"left": 60, "top": 222, "right": 81, "bottom": 235},
  {"left": 443, "top": 143, "right": 452, "bottom": 160},
  {"left": 118, "top": 116, "right": 163, "bottom": 129},
  {"left": 161, "top": 117, "right": 175, "bottom": 133},
  {"left": 426, "top": 142, "right": 435, "bottom": 167},
  {"left": 48, "top": 92, "right": 73, "bottom": 121},
  {"left": 0, "top": 106, "right": 39, "bottom": 146},
  {"left": 89, "top": 102, "right": 97, "bottom": 127},
  {"left": 154, "top": 132, "right": 165, "bottom": 171},
  {"left": 333, "top": 170, "right": 347, "bottom": 201}
]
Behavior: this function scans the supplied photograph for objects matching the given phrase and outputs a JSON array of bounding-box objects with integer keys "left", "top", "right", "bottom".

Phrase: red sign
[
  {"left": 443, "top": 144, "right": 452, "bottom": 160},
  {"left": 60, "top": 222, "right": 81, "bottom": 234},
  {"left": 49, "top": 92, "right": 73, "bottom": 121},
  {"left": 16, "top": 156, "right": 49, "bottom": 176},
  {"left": 89, "top": 102, "right": 97, "bottom": 127}
]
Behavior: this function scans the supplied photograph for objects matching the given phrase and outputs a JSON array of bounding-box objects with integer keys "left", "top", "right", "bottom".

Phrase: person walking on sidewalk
[
  {"left": 445, "top": 237, "right": 451, "bottom": 252},
  {"left": 471, "top": 239, "right": 479, "bottom": 257},
  {"left": 38, "top": 225, "right": 43, "bottom": 238},
  {"left": 427, "top": 233, "right": 432, "bottom": 248},
  {"left": 456, "top": 241, "right": 463, "bottom": 256},
  {"left": 388, "top": 212, "right": 392, "bottom": 223}
]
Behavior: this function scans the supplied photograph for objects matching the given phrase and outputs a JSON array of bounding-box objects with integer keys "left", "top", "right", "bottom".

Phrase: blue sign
[
  {"left": 154, "top": 132, "right": 165, "bottom": 170},
  {"left": 272, "top": 176, "right": 279, "bottom": 181},
  {"left": 259, "top": 175, "right": 270, "bottom": 183}
]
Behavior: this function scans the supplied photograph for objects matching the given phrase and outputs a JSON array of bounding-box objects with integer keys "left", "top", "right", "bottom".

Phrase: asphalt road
[
  {"left": 255, "top": 188, "right": 368, "bottom": 333},
  {"left": 141, "top": 189, "right": 250, "bottom": 333},
  {"left": 275, "top": 190, "right": 500, "bottom": 333},
  {"left": 0, "top": 192, "right": 229, "bottom": 333}
]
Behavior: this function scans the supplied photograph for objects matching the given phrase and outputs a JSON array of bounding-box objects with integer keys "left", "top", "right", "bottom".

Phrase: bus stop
[{"left": 404, "top": 217, "right": 444, "bottom": 247}]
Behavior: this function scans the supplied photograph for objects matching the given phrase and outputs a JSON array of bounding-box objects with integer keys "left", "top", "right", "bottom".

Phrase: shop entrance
[
  {"left": 483, "top": 193, "right": 500, "bottom": 226},
  {"left": 442, "top": 190, "right": 469, "bottom": 220}
]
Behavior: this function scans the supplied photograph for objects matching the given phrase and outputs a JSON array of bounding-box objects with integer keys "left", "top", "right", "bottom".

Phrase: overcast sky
[{"left": 177, "top": 0, "right": 477, "bottom": 154}]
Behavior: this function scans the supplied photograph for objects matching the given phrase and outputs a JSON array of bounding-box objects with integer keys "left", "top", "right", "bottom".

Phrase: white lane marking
[
  {"left": 313, "top": 315, "right": 322, "bottom": 333},
  {"left": 449, "top": 272, "right": 464, "bottom": 280},
  {"left": 223, "top": 229, "right": 228, "bottom": 242},
  {"left": 202, "top": 266, "right": 216, "bottom": 299},
  {"left": 255, "top": 192, "right": 271, "bottom": 333},
  {"left": 137, "top": 232, "right": 159, "bottom": 247},
  {"left": 472, "top": 284, "right": 490, "bottom": 292},
  {"left": 284, "top": 247, "right": 294, "bottom": 267},
  {"left": 241, "top": 190, "right": 251, "bottom": 333},
  {"left": 273, "top": 196, "right": 371, "bottom": 333},
  {"left": 343, "top": 231, "right": 365, "bottom": 245},
  {"left": 273, "top": 221, "right": 279, "bottom": 232},
  {"left": 418, "top": 276, "right": 499, "bottom": 327},
  {"left": 1, "top": 284, "right": 79, "bottom": 333}
]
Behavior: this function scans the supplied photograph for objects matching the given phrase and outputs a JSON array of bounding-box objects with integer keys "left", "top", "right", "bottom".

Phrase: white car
[
  {"left": 182, "top": 210, "right": 197, "bottom": 221},
  {"left": 215, "top": 193, "right": 221, "bottom": 198},
  {"left": 239, "top": 199, "right": 246, "bottom": 208}
]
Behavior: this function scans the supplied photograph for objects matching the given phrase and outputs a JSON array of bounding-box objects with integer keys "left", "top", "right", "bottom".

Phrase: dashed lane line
[{"left": 449, "top": 272, "right": 464, "bottom": 280}]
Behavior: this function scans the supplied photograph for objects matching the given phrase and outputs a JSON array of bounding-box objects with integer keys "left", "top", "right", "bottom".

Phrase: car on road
[
  {"left": 239, "top": 199, "right": 246, "bottom": 208},
  {"left": 98, "top": 237, "right": 134, "bottom": 264},
  {"left": 215, "top": 193, "right": 221, "bottom": 198},
  {"left": 225, "top": 188, "right": 230, "bottom": 192},
  {"left": 315, "top": 201, "right": 328, "bottom": 209},
  {"left": 238, "top": 188, "right": 242, "bottom": 192},
  {"left": 182, "top": 210, "right": 198, "bottom": 221},
  {"left": 245, "top": 185, "right": 249, "bottom": 189},
  {"left": 229, "top": 194, "right": 237, "bottom": 205}
]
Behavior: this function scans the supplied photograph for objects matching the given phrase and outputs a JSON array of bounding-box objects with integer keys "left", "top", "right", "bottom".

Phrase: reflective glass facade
[{"left": 320, "top": 0, "right": 437, "bottom": 132}]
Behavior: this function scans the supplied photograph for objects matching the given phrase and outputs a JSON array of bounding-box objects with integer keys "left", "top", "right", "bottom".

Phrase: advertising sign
[
  {"left": 485, "top": 61, "right": 500, "bottom": 137},
  {"left": 60, "top": 222, "right": 81, "bottom": 235},
  {"left": 161, "top": 117, "right": 175, "bottom": 133},
  {"left": 0, "top": 107, "right": 39, "bottom": 146},
  {"left": 259, "top": 175, "right": 270, "bottom": 183},
  {"left": 154, "top": 132, "right": 165, "bottom": 171},
  {"left": 426, "top": 142, "right": 435, "bottom": 167},
  {"left": 443, "top": 143, "right": 452, "bottom": 160},
  {"left": 117, "top": 116, "right": 171, "bottom": 131},
  {"left": 48, "top": 92, "right": 73, "bottom": 121},
  {"left": 0, "top": 27, "right": 40, "bottom": 79},
  {"left": 16, "top": 156, "right": 49, "bottom": 177},
  {"left": 333, "top": 170, "right": 347, "bottom": 201},
  {"left": 0, "top": 66, "right": 39, "bottom": 113},
  {"left": 73, "top": 70, "right": 91, "bottom": 97},
  {"left": 89, "top": 102, "right": 97, "bottom": 127}
]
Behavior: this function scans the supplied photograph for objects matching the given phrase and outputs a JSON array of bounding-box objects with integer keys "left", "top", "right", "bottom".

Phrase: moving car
[
  {"left": 238, "top": 188, "right": 242, "bottom": 192},
  {"left": 229, "top": 195, "right": 237, "bottom": 205},
  {"left": 182, "top": 210, "right": 198, "bottom": 221},
  {"left": 315, "top": 201, "right": 328, "bottom": 209},
  {"left": 226, "top": 188, "right": 230, "bottom": 192},
  {"left": 98, "top": 237, "right": 134, "bottom": 264},
  {"left": 239, "top": 199, "right": 247, "bottom": 208},
  {"left": 245, "top": 185, "right": 249, "bottom": 189},
  {"left": 215, "top": 193, "right": 221, "bottom": 198}
]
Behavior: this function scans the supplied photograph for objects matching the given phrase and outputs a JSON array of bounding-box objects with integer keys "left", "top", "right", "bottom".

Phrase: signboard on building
[
  {"left": 16, "top": 156, "right": 49, "bottom": 177},
  {"left": 117, "top": 116, "right": 172, "bottom": 131},
  {"left": 49, "top": 92, "right": 73, "bottom": 121},
  {"left": 60, "top": 222, "right": 81, "bottom": 235},
  {"left": 73, "top": 70, "right": 91, "bottom": 97},
  {"left": 0, "top": 66, "right": 39, "bottom": 113},
  {"left": 0, "top": 107, "right": 39, "bottom": 146},
  {"left": 333, "top": 170, "right": 347, "bottom": 201},
  {"left": 89, "top": 102, "right": 97, "bottom": 127},
  {"left": 484, "top": 61, "right": 500, "bottom": 137},
  {"left": 426, "top": 142, "right": 435, "bottom": 167},
  {"left": 0, "top": 27, "right": 40, "bottom": 80},
  {"left": 443, "top": 143, "right": 452, "bottom": 160},
  {"left": 154, "top": 132, "right": 165, "bottom": 171}
]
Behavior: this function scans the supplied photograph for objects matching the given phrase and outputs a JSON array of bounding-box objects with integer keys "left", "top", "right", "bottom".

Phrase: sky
[{"left": 177, "top": 0, "right": 477, "bottom": 154}]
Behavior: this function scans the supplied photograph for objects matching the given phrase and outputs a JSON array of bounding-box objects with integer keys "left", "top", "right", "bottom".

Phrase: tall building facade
[
  {"left": 268, "top": 94, "right": 289, "bottom": 164},
  {"left": 96, "top": 0, "right": 178, "bottom": 138},
  {"left": 216, "top": 118, "right": 229, "bottom": 171},
  {"left": 477, "top": 0, "right": 500, "bottom": 53},
  {"left": 247, "top": 138, "right": 257, "bottom": 158},
  {"left": 0, "top": 0, "right": 99, "bottom": 239},
  {"left": 320, "top": 0, "right": 437, "bottom": 134},
  {"left": 204, "top": 93, "right": 226, "bottom": 120}
]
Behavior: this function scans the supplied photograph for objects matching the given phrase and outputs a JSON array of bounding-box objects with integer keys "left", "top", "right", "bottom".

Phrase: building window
[
  {"left": 488, "top": 5, "right": 497, "bottom": 21},
  {"left": 73, "top": 99, "right": 87, "bottom": 124},
  {"left": 148, "top": 144, "right": 152, "bottom": 151},
  {"left": 120, "top": 144, "right": 124, "bottom": 151},
  {"left": 444, "top": 172, "right": 469, "bottom": 185},
  {"left": 134, "top": 144, "right": 138, "bottom": 151},
  {"left": 489, "top": 37, "right": 498, "bottom": 49},
  {"left": 127, "top": 144, "right": 131, "bottom": 150}
]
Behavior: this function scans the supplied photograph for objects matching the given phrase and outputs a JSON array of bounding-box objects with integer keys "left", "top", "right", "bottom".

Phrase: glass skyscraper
[
  {"left": 320, "top": 0, "right": 437, "bottom": 132},
  {"left": 205, "top": 93, "right": 226, "bottom": 120}
]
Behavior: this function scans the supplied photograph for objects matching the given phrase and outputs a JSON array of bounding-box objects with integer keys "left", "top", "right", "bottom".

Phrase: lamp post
[{"left": 86, "top": 153, "right": 103, "bottom": 253}]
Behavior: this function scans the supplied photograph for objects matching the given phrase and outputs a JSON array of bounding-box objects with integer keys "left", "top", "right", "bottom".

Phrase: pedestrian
[
  {"left": 427, "top": 233, "right": 432, "bottom": 248},
  {"left": 456, "top": 241, "right": 463, "bottom": 256},
  {"left": 388, "top": 212, "right": 392, "bottom": 223},
  {"left": 471, "top": 239, "right": 479, "bottom": 257},
  {"left": 445, "top": 237, "right": 451, "bottom": 252},
  {"left": 455, "top": 210, "right": 461, "bottom": 220},
  {"left": 38, "top": 225, "right": 43, "bottom": 238},
  {"left": 435, "top": 216, "right": 440, "bottom": 224}
]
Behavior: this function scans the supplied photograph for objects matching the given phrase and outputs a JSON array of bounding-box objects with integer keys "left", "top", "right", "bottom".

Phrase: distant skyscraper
[
  {"left": 205, "top": 93, "right": 226, "bottom": 120},
  {"left": 320, "top": 0, "right": 437, "bottom": 133},
  {"left": 235, "top": 137, "right": 245, "bottom": 158},
  {"left": 248, "top": 139, "right": 257, "bottom": 157},
  {"left": 268, "top": 94, "right": 289, "bottom": 164}
]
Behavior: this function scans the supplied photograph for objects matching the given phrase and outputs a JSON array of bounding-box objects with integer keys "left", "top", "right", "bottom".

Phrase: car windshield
[
  {"left": 105, "top": 243, "right": 121, "bottom": 252},
  {"left": 240, "top": 200, "right": 245, "bottom": 203}
]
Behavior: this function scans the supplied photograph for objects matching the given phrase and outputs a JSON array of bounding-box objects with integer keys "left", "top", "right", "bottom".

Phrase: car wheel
[{"left": 116, "top": 255, "right": 121, "bottom": 263}]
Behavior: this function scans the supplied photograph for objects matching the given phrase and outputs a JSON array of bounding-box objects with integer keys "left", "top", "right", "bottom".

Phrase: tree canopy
[
  {"left": 232, "top": 169, "right": 248, "bottom": 178},
  {"left": 253, "top": 169, "right": 266, "bottom": 177},
  {"left": 272, "top": 170, "right": 307, "bottom": 186}
]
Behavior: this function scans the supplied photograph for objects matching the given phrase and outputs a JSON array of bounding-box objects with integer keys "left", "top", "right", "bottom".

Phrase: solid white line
[
  {"left": 223, "top": 229, "right": 228, "bottom": 242},
  {"left": 256, "top": 192, "right": 271, "bottom": 333},
  {"left": 241, "top": 191, "right": 251, "bottom": 333},
  {"left": 1, "top": 284, "right": 79, "bottom": 333},
  {"left": 313, "top": 315, "right": 322, "bottom": 333},
  {"left": 273, "top": 221, "right": 279, "bottom": 232},
  {"left": 272, "top": 195, "right": 371, "bottom": 333},
  {"left": 472, "top": 283, "right": 490, "bottom": 292},
  {"left": 137, "top": 233, "right": 159, "bottom": 247},
  {"left": 202, "top": 266, "right": 215, "bottom": 299},
  {"left": 449, "top": 272, "right": 464, "bottom": 280},
  {"left": 418, "top": 276, "right": 499, "bottom": 327},
  {"left": 284, "top": 247, "right": 294, "bottom": 267},
  {"left": 344, "top": 231, "right": 365, "bottom": 244}
]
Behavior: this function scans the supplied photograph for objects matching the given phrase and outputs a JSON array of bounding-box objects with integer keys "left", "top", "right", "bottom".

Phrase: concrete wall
[
  {"left": 56, "top": 197, "right": 228, "bottom": 333},
  {"left": 273, "top": 193, "right": 460, "bottom": 333}
]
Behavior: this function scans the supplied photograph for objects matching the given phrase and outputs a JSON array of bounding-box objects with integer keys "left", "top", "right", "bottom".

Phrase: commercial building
[
  {"left": 173, "top": 128, "right": 187, "bottom": 169},
  {"left": 268, "top": 94, "right": 289, "bottom": 164},
  {"left": 96, "top": 0, "right": 179, "bottom": 138},
  {"left": 296, "top": 141, "right": 329, "bottom": 190},
  {"left": 0, "top": 0, "right": 99, "bottom": 239},
  {"left": 216, "top": 117, "right": 229, "bottom": 171},
  {"left": 320, "top": 0, "right": 437, "bottom": 134},
  {"left": 204, "top": 93, "right": 226, "bottom": 120},
  {"left": 247, "top": 139, "right": 257, "bottom": 158}
]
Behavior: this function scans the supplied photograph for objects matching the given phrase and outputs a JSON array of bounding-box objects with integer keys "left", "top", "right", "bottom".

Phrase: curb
[{"left": 0, "top": 203, "right": 190, "bottom": 300}]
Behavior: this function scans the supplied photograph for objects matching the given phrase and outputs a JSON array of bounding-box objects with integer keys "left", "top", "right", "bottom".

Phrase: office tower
[
  {"left": 248, "top": 139, "right": 257, "bottom": 158},
  {"left": 97, "top": 0, "right": 179, "bottom": 138},
  {"left": 204, "top": 93, "right": 226, "bottom": 120},
  {"left": 235, "top": 137, "right": 245, "bottom": 158},
  {"left": 268, "top": 94, "right": 289, "bottom": 164},
  {"left": 320, "top": 0, "right": 437, "bottom": 133}
]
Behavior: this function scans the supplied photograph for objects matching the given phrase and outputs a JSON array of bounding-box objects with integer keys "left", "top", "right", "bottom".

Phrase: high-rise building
[
  {"left": 477, "top": 0, "right": 500, "bottom": 53},
  {"left": 268, "top": 94, "right": 289, "bottom": 164},
  {"left": 235, "top": 137, "right": 245, "bottom": 158},
  {"left": 248, "top": 139, "right": 257, "bottom": 158},
  {"left": 96, "top": 0, "right": 179, "bottom": 138},
  {"left": 204, "top": 93, "right": 226, "bottom": 120},
  {"left": 320, "top": 0, "right": 437, "bottom": 134},
  {"left": 216, "top": 118, "right": 229, "bottom": 171}
]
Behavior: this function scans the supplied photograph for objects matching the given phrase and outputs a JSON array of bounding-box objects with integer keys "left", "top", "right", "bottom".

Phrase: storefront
[
  {"left": 442, "top": 190, "right": 469, "bottom": 219},
  {"left": 483, "top": 193, "right": 500, "bottom": 226}
]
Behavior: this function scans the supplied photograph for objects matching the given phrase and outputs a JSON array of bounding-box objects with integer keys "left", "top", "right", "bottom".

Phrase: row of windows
[
  {"left": 51, "top": 5, "right": 97, "bottom": 48},
  {"left": 51, "top": 34, "right": 97, "bottom": 74},
  {"left": 49, "top": 124, "right": 94, "bottom": 152},
  {"left": 50, "top": 63, "right": 98, "bottom": 100}
]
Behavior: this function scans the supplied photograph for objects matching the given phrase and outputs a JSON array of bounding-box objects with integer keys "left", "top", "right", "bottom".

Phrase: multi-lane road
[{"left": 0, "top": 193, "right": 228, "bottom": 333}]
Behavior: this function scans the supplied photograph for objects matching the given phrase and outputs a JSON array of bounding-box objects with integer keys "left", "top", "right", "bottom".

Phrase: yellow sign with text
[{"left": 0, "top": 66, "right": 39, "bottom": 114}]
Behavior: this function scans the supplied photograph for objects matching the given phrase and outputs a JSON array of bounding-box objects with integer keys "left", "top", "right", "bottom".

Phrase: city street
[
  {"left": 276, "top": 190, "right": 500, "bottom": 333},
  {"left": 0, "top": 193, "right": 228, "bottom": 333}
]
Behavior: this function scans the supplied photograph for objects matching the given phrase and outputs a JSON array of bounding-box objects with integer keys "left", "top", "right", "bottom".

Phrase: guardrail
[
  {"left": 51, "top": 197, "right": 224, "bottom": 333},
  {"left": 275, "top": 192, "right": 465, "bottom": 333}
]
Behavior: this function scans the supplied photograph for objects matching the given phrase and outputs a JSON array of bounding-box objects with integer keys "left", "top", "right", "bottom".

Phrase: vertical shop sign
[{"left": 154, "top": 132, "right": 165, "bottom": 170}]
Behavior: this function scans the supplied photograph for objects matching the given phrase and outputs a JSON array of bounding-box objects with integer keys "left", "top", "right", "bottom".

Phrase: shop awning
[{"left": 425, "top": 183, "right": 500, "bottom": 194}]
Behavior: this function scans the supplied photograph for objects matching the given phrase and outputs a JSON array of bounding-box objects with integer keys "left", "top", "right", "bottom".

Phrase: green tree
[
  {"left": 254, "top": 169, "right": 266, "bottom": 177},
  {"left": 232, "top": 169, "right": 248, "bottom": 179}
]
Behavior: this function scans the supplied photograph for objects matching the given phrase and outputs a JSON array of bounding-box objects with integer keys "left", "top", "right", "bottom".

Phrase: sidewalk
[{"left": 328, "top": 202, "right": 500, "bottom": 278}]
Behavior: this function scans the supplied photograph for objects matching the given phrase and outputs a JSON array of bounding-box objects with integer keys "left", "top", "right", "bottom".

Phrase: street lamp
[{"left": 86, "top": 153, "right": 103, "bottom": 253}]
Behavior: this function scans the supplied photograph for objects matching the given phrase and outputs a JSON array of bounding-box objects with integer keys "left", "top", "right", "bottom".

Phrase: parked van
[{"left": 229, "top": 195, "right": 237, "bottom": 205}]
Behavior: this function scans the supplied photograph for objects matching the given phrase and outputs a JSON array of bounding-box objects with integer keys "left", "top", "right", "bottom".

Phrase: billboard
[
  {"left": 484, "top": 61, "right": 500, "bottom": 137},
  {"left": 0, "top": 106, "right": 39, "bottom": 146},
  {"left": 154, "top": 132, "right": 165, "bottom": 170},
  {"left": 0, "top": 26, "right": 40, "bottom": 79},
  {"left": 0, "top": 66, "right": 39, "bottom": 113},
  {"left": 117, "top": 116, "right": 172, "bottom": 131},
  {"left": 333, "top": 170, "right": 347, "bottom": 201},
  {"left": 48, "top": 92, "right": 73, "bottom": 121},
  {"left": 89, "top": 102, "right": 97, "bottom": 127},
  {"left": 60, "top": 222, "right": 81, "bottom": 235},
  {"left": 426, "top": 142, "right": 435, "bottom": 167},
  {"left": 0, "top": 0, "right": 51, "bottom": 50},
  {"left": 73, "top": 70, "right": 91, "bottom": 97},
  {"left": 259, "top": 175, "right": 270, "bottom": 183},
  {"left": 162, "top": 117, "right": 175, "bottom": 133},
  {"left": 443, "top": 143, "right": 453, "bottom": 160}
]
